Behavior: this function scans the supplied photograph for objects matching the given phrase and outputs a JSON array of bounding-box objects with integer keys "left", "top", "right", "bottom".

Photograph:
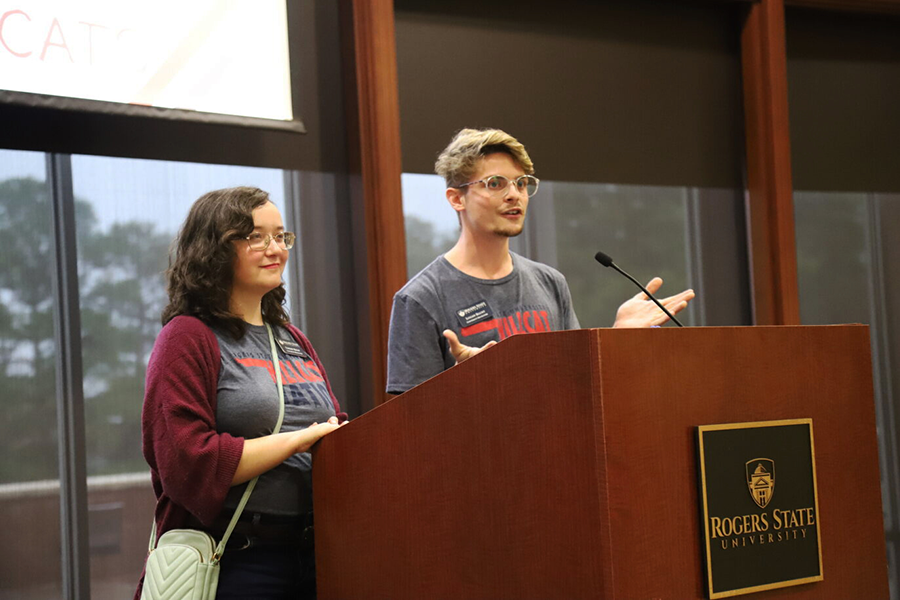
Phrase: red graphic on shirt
[
  {"left": 235, "top": 357, "right": 324, "bottom": 384},
  {"left": 460, "top": 310, "right": 550, "bottom": 340}
]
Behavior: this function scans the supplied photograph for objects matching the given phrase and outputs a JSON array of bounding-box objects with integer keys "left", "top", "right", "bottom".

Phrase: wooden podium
[{"left": 312, "top": 326, "right": 889, "bottom": 599}]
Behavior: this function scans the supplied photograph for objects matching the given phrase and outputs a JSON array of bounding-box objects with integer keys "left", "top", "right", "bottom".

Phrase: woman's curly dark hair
[{"left": 161, "top": 186, "right": 290, "bottom": 339}]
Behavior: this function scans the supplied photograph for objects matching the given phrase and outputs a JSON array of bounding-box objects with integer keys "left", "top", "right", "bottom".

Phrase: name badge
[
  {"left": 454, "top": 300, "right": 493, "bottom": 328},
  {"left": 276, "top": 334, "right": 309, "bottom": 359}
]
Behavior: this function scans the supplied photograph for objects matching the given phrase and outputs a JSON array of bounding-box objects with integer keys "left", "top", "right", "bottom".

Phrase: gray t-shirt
[
  {"left": 214, "top": 323, "right": 336, "bottom": 515},
  {"left": 386, "top": 252, "right": 580, "bottom": 394}
]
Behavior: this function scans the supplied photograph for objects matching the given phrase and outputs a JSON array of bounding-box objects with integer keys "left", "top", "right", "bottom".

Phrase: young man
[{"left": 386, "top": 128, "right": 694, "bottom": 394}]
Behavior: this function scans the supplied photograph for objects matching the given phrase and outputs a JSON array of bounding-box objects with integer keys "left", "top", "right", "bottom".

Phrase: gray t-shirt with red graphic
[
  {"left": 386, "top": 252, "right": 580, "bottom": 394},
  {"left": 214, "top": 323, "right": 335, "bottom": 516}
]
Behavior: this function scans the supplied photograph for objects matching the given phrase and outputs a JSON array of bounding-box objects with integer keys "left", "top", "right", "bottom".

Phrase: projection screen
[{"left": 0, "top": 0, "right": 299, "bottom": 130}]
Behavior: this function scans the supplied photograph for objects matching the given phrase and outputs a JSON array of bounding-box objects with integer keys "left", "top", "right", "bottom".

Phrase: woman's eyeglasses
[{"left": 243, "top": 232, "right": 296, "bottom": 251}]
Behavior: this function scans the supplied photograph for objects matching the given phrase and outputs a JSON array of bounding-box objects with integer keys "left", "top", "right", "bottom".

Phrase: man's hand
[
  {"left": 443, "top": 329, "right": 497, "bottom": 365},
  {"left": 612, "top": 277, "right": 695, "bottom": 328}
]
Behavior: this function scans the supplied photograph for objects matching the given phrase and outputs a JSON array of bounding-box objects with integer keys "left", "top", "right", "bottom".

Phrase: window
[
  {"left": 788, "top": 8, "right": 900, "bottom": 594},
  {"left": 0, "top": 151, "right": 298, "bottom": 599},
  {"left": 0, "top": 149, "right": 64, "bottom": 599},
  {"left": 401, "top": 173, "right": 457, "bottom": 279}
]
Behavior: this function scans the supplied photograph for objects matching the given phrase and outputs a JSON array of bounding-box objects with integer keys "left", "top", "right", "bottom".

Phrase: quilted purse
[{"left": 141, "top": 324, "right": 286, "bottom": 599}]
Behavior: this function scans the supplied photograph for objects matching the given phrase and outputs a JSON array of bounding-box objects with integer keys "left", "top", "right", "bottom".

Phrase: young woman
[{"left": 136, "top": 187, "right": 345, "bottom": 599}]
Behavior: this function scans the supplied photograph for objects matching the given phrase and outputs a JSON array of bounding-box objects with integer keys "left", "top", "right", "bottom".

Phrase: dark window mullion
[
  {"left": 283, "top": 170, "right": 307, "bottom": 332},
  {"left": 46, "top": 152, "right": 91, "bottom": 600},
  {"left": 869, "top": 194, "right": 900, "bottom": 533},
  {"left": 685, "top": 188, "right": 705, "bottom": 327}
]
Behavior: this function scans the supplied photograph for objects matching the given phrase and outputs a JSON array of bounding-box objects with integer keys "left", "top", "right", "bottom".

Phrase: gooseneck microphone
[{"left": 594, "top": 251, "right": 684, "bottom": 327}]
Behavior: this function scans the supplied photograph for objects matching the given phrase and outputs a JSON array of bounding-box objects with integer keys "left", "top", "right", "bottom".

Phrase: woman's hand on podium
[{"left": 232, "top": 417, "right": 346, "bottom": 485}]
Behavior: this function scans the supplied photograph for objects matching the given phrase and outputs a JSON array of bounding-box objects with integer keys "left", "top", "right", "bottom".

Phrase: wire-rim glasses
[
  {"left": 243, "top": 231, "right": 296, "bottom": 251},
  {"left": 457, "top": 174, "right": 540, "bottom": 198}
]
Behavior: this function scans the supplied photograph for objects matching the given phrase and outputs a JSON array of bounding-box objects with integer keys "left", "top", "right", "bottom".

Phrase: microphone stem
[{"left": 610, "top": 263, "right": 684, "bottom": 327}]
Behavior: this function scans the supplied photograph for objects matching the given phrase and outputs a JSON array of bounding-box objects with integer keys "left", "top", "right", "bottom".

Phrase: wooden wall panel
[
  {"left": 341, "top": 0, "right": 408, "bottom": 408},
  {"left": 740, "top": 0, "right": 801, "bottom": 325}
]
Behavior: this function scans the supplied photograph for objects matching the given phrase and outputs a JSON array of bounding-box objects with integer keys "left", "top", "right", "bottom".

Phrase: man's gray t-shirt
[
  {"left": 214, "top": 323, "right": 336, "bottom": 516},
  {"left": 386, "top": 252, "right": 580, "bottom": 394}
]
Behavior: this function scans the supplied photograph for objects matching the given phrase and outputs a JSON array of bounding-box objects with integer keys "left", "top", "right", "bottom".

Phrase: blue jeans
[{"left": 216, "top": 545, "right": 316, "bottom": 599}]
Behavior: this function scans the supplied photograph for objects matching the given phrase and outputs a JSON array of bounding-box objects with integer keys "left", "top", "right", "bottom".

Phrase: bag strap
[
  {"left": 147, "top": 323, "right": 288, "bottom": 563},
  {"left": 212, "top": 323, "right": 286, "bottom": 561}
]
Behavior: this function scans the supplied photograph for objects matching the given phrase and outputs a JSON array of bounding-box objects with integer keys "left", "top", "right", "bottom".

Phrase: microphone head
[{"left": 594, "top": 251, "right": 614, "bottom": 267}]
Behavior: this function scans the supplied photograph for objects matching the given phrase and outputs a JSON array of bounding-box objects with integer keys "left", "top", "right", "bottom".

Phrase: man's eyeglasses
[
  {"left": 457, "top": 174, "right": 540, "bottom": 198},
  {"left": 243, "top": 232, "right": 296, "bottom": 251}
]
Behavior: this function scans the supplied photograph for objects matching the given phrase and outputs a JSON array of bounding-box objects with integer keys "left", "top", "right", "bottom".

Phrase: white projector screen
[{"left": 0, "top": 0, "right": 295, "bottom": 125}]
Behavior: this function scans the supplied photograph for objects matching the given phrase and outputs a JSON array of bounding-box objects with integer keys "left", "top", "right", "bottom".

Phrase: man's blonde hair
[{"left": 434, "top": 128, "right": 534, "bottom": 188}]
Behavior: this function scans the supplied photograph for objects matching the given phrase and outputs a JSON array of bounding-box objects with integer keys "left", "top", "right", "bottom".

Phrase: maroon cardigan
[{"left": 135, "top": 316, "right": 345, "bottom": 598}]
